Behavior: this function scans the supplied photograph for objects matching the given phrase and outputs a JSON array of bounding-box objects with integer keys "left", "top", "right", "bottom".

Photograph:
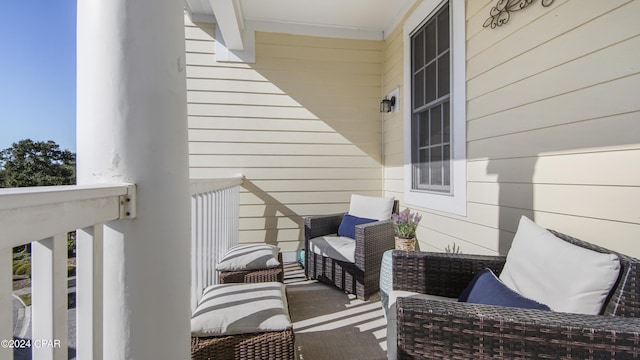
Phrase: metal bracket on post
[{"left": 119, "top": 184, "right": 137, "bottom": 219}]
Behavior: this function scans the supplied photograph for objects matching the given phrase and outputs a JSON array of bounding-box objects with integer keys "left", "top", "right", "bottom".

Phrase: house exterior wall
[
  {"left": 185, "top": 16, "right": 384, "bottom": 253},
  {"left": 384, "top": 0, "right": 640, "bottom": 258},
  {"left": 185, "top": 0, "right": 640, "bottom": 259}
]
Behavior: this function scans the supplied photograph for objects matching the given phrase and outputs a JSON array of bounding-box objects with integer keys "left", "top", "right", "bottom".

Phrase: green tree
[
  {"left": 0, "top": 139, "right": 76, "bottom": 188},
  {"left": 1, "top": 139, "right": 77, "bottom": 275}
]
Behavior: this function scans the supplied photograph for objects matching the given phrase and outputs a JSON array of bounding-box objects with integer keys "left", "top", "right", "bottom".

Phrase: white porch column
[{"left": 76, "top": 0, "right": 190, "bottom": 358}]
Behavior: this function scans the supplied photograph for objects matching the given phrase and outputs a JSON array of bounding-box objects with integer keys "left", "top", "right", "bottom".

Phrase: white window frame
[{"left": 403, "top": 0, "right": 467, "bottom": 216}]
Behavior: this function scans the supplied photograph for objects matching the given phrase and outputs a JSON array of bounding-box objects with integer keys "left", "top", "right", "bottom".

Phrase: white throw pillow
[
  {"left": 348, "top": 194, "right": 395, "bottom": 221},
  {"left": 499, "top": 216, "right": 620, "bottom": 315},
  {"left": 215, "top": 244, "right": 280, "bottom": 271},
  {"left": 191, "top": 282, "right": 291, "bottom": 336}
]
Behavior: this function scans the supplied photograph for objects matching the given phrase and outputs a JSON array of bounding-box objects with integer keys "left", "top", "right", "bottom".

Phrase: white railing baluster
[
  {"left": 77, "top": 225, "right": 104, "bottom": 360},
  {"left": 233, "top": 185, "right": 240, "bottom": 248},
  {"left": 0, "top": 247, "right": 12, "bottom": 360},
  {"left": 215, "top": 189, "right": 222, "bottom": 271},
  {"left": 190, "top": 196, "right": 198, "bottom": 312},
  {"left": 222, "top": 188, "right": 228, "bottom": 253},
  {"left": 32, "top": 233, "right": 68, "bottom": 360},
  {"left": 200, "top": 194, "right": 206, "bottom": 308},
  {"left": 212, "top": 190, "right": 219, "bottom": 281},
  {"left": 205, "top": 192, "right": 212, "bottom": 289}
]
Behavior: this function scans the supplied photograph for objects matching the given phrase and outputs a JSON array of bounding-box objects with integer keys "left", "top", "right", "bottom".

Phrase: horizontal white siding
[
  {"left": 185, "top": 17, "right": 384, "bottom": 251},
  {"left": 383, "top": 0, "right": 640, "bottom": 258}
]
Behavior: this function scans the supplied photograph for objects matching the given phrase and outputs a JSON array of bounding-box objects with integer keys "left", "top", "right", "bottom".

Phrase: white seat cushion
[
  {"left": 386, "top": 290, "right": 455, "bottom": 360},
  {"left": 191, "top": 282, "right": 291, "bottom": 337},
  {"left": 349, "top": 194, "right": 395, "bottom": 221},
  {"left": 215, "top": 244, "right": 280, "bottom": 271},
  {"left": 308, "top": 235, "right": 355, "bottom": 263},
  {"left": 499, "top": 216, "right": 620, "bottom": 315}
]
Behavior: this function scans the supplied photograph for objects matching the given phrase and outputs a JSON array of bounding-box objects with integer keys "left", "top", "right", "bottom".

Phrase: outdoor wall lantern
[{"left": 380, "top": 96, "right": 396, "bottom": 113}]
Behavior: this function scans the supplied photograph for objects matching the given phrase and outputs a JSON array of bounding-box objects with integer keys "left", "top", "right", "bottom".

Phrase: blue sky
[{"left": 0, "top": 1, "right": 76, "bottom": 153}]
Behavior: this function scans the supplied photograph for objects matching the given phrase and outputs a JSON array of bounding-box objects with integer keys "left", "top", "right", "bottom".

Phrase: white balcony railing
[
  {"left": 0, "top": 183, "right": 136, "bottom": 360},
  {"left": 189, "top": 175, "right": 243, "bottom": 311},
  {"left": 0, "top": 175, "right": 243, "bottom": 359}
]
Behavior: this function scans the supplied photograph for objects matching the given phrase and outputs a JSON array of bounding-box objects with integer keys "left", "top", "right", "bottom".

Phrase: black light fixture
[{"left": 380, "top": 96, "right": 396, "bottom": 113}]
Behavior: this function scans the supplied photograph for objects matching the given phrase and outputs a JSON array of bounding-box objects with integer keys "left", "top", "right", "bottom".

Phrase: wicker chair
[
  {"left": 391, "top": 230, "right": 640, "bottom": 359},
  {"left": 305, "top": 199, "right": 399, "bottom": 300}
]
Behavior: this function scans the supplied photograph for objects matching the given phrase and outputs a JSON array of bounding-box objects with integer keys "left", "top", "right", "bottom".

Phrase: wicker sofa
[
  {"left": 304, "top": 198, "right": 399, "bottom": 300},
  {"left": 390, "top": 230, "right": 640, "bottom": 359}
]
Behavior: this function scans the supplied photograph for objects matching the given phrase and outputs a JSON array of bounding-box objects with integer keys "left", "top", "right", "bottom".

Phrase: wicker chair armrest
[
  {"left": 392, "top": 251, "right": 507, "bottom": 298},
  {"left": 353, "top": 219, "right": 395, "bottom": 269},
  {"left": 396, "top": 297, "right": 640, "bottom": 359},
  {"left": 304, "top": 213, "right": 345, "bottom": 240}
]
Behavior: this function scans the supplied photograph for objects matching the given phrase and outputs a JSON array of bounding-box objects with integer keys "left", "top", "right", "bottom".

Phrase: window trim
[{"left": 403, "top": 0, "right": 467, "bottom": 216}]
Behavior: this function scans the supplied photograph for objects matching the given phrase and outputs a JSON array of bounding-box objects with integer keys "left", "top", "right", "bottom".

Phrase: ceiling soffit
[{"left": 185, "top": 0, "right": 416, "bottom": 42}]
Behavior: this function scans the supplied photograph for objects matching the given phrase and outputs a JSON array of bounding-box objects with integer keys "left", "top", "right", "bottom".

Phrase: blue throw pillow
[
  {"left": 337, "top": 214, "right": 377, "bottom": 239},
  {"left": 458, "top": 269, "right": 551, "bottom": 311}
]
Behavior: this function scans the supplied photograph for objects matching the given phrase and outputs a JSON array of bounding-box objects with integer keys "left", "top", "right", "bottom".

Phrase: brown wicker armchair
[
  {"left": 305, "top": 199, "right": 399, "bottom": 300},
  {"left": 391, "top": 230, "right": 640, "bottom": 359}
]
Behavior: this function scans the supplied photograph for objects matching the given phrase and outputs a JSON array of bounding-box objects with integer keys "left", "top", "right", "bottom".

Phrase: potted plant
[{"left": 391, "top": 208, "right": 422, "bottom": 250}]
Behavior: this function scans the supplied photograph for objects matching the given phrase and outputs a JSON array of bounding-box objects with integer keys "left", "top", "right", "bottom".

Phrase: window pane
[
  {"left": 443, "top": 144, "right": 451, "bottom": 186},
  {"left": 419, "top": 149, "right": 429, "bottom": 185},
  {"left": 438, "top": 52, "right": 450, "bottom": 97},
  {"left": 425, "top": 21, "right": 436, "bottom": 62},
  {"left": 443, "top": 101, "right": 450, "bottom": 141},
  {"left": 437, "top": 5, "right": 449, "bottom": 55},
  {"left": 430, "top": 106, "right": 441, "bottom": 146},
  {"left": 430, "top": 146, "right": 442, "bottom": 186},
  {"left": 425, "top": 62, "right": 436, "bottom": 104},
  {"left": 413, "top": 30, "right": 424, "bottom": 69},
  {"left": 414, "top": 69, "right": 424, "bottom": 108},
  {"left": 419, "top": 111, "right": 429, "bottom": 147}
]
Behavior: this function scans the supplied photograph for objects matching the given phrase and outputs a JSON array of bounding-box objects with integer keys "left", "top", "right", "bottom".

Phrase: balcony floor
[{"left": 283, "top": 262, "right": 388, "bottom": 360}]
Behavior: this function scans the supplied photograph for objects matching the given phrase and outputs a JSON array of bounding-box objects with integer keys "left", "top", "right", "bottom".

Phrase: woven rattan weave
[{"left": 191, "top": 328, "right": 294, "bottom": 360}]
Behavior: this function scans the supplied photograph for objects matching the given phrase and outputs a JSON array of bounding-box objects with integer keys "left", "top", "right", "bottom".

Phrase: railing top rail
[
  {"left": 0, "top": 183, "right": 133, "bottom": 211},
  {"left": 189, "top": 175, "right": 244, "bottom": 195},
  {"left": 0, "top": 183, "right": 136, "bottom": 250}
]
